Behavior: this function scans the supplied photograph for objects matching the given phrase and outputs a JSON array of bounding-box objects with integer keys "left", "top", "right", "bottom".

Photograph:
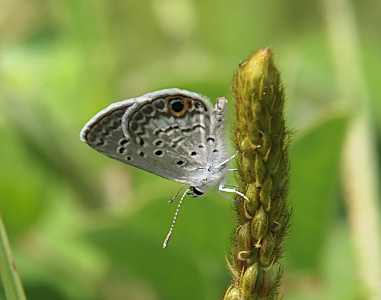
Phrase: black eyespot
[
  {"left": 176, "top": 160, "right": 184, "bottom": 166},
  {"left": 199, "top": 144, "right": 204, "bottom": 148},
  {"left": 154, "top": 139, "right": 163, "bottom": 147},
  {"left": 191, "top": 151, "right": 197, "bottom": 156},
  {"left": 126, "top": 156, "right": 132, "bottom": 161},
  {"left": 169, "top": 99, "right": 184, "bottom": 113},
  {"left": 207, "top": 137, "right": 215, "bottom": 142},
  {"left": 139, "top": 138, "right": 145, "bottom": 147},
  {"left": 118, "top": 147, "right": 125, "bottom": 154},
  {"left": 213, "top": 149, "right": 218, "bottom": 153},
  {"left": 119, "top": 139, "right": 128, "bottom": 146},
  {"left": 138, "top": 151, "right": 145, "bottom": 157},
  {"left": 154, "top": 149, "right": 163, "bottom": 156}
]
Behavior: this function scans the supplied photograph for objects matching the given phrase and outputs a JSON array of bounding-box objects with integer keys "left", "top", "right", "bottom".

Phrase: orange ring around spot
[{"left": 165, "top": 96, "right": 190, "bottom": 117}]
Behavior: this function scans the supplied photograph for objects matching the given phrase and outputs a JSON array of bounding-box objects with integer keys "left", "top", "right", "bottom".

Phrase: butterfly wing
[
  {"left": 80, "top": 89, "right": 220, "bottom": 186},
  {"left": 80, "top": 97, "right": 138, "bottom": 162}
]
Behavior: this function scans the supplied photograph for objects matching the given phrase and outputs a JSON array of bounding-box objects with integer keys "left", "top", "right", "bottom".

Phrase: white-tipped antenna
[
  {"left": 163, "top": 187, "right": 190, "bottom": 248},
  {"left": 169, "top": 184, "right": 186, "bottom": 203}
]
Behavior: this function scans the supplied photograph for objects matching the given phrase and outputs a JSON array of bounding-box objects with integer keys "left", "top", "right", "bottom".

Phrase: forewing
[
  {"left": 80, "top": 99, "right": 137, "bottom": 162},
  {"left": 80, "top": 89, "right": 214, "bottom": 186}
]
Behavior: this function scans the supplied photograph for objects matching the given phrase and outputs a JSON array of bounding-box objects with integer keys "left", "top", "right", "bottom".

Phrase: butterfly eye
[
  {"left": 166, "top": 97, "right": 188, "bottom": 117},
  {"left": 191, "top": 187, "right": 204, "bottom": 196}
]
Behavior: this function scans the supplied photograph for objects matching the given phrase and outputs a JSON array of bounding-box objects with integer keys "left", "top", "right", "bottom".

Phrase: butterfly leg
[
  {"left": 214, "top": 151, "right": 239, "bottom": 169},
  {"left": 218, "top": 181, "right": 250, "bottom": 202}
]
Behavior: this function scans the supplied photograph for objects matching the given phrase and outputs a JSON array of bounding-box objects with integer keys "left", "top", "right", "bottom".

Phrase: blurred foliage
[{"left": 0, "top": 0, "right": 380, "bottom": 299}]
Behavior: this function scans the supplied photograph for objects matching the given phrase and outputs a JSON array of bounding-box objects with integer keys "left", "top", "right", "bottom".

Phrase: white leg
[
  {"left": 218, "top": 181, "right": 250, "bottom": 202},
  {"left": 214, "top": 151, "right": 239, "bottom": 169}
]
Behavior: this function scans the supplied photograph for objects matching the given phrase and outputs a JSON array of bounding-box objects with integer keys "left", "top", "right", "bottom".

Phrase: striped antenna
[
  {"left": 163, "top": 187, "right": 190, "bottom": 248},
  {"left": 169, "top": 184, "right": 186, "bottom": 203}
]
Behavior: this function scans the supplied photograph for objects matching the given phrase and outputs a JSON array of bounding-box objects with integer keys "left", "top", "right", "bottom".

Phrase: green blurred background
[{"left": 1, "top": 0, "right": 380, "bottom": 299}]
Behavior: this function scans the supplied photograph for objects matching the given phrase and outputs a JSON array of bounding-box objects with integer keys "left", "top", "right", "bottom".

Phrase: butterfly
[{"left": 80, "top": 88, "right": 247, "bottom": 247}]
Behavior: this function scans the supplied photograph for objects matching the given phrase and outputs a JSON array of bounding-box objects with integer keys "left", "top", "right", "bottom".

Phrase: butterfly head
[{"left": 188, "top": 186, "right": 204, "bottom": 197}]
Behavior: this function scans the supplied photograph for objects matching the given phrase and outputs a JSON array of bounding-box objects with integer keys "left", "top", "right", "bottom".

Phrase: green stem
[
  {"left": 0, "top": 213, "right": 27, "bottom": 300},
  {"left": 224, "top": 48, "right": 291, "bottom": 300}
]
